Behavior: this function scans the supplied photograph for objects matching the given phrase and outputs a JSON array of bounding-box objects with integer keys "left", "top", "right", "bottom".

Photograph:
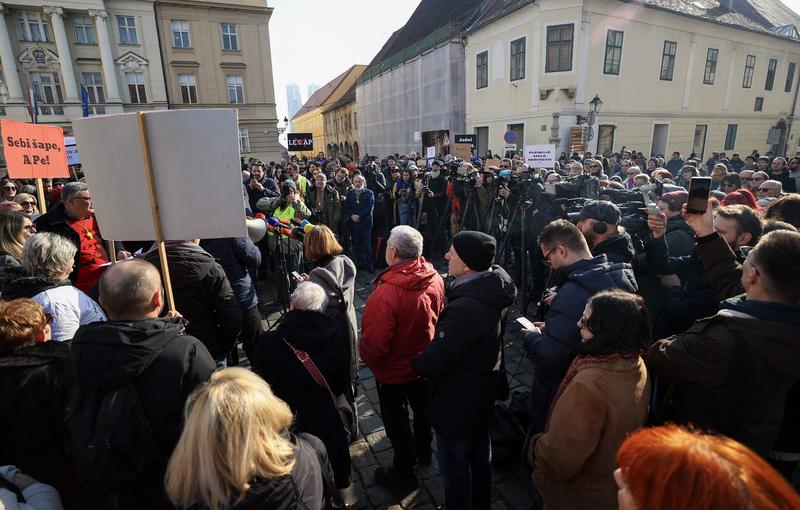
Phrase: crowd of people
[{"left": 0, "top": 141, "right": 798, "bottom": 510}]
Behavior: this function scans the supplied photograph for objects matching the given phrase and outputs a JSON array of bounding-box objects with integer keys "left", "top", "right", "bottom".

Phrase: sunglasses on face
[
  {"left": 3, "top": 186, "right": 16, "bottom": 191},
  {"left": 758, "top": 187, "right": 777, "bottom": 192},
  {"left": 752, "top": 177, "right": 765, "bottom": 181},
  {"left": 741, "top": 177, "right": 754, "bottom": 181},
  {"left": 20, "top": 201, "right": 36, "bottom": 206}
]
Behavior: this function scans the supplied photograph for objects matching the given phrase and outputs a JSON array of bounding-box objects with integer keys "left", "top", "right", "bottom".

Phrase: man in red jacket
[{"left": 360, "top": 225, "right": 446, "bottom": 487}]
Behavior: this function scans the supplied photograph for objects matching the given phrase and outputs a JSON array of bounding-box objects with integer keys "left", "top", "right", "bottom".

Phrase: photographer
[
  {"left": 332, "top": 168, "right": 353, "bottom": 251},
  {"left": 449, "top": 162, "right": 490, "bottom": 235},
  {"left": 575, "top": 200, "right": 636, "bottom": 266},
  {"left": 363, "top": 161, "right": 387, "bottom": 237},
  {"left": 421, "top": 161, "right": 448, "bottom": 254},
  {"left": 305, "top": 173, "right": 341, "bottom": 237}
]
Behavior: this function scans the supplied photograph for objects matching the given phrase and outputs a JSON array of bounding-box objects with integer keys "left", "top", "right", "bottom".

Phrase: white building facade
[{"left": 464, "top": 0, "right": 800, "bottom": 160}]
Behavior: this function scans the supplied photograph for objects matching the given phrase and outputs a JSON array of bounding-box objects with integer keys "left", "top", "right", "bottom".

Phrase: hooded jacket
[
  {"left": 360, "top": 257, "right": 446, "bottom": 384},
  {"left": 143, "top": 243, "right": 242, "bottom": 360},
  {"left": 646, "top": 300, "right": 800, "bottom": 458},
  {"left": 413, "top": 266, "right": 517, "bottom": 439},
  {"left": 251, "top": 310, "right": 351, "bottom": 488},
  {"left": 591, "top": 231, "right": 636, "bottom": 266},
  {"left": 524, "top": 255, "right": 638, "bottom": 435}
]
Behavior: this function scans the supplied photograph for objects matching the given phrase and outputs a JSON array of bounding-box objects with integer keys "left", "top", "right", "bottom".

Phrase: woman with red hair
[
  {"left": 721, "top": 188, "right": 760, "bottom": 212},
  {"left": 615, "top": 425, "right": 800, "bottom": 510}
]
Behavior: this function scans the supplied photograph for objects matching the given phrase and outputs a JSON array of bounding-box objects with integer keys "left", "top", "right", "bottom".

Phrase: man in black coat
[
  {"left": 251, "top": 281, "right": 351, "bottom": 489},
  {"left": 70, "top": 260, "right": 216, "bottom": 509},
  {"left": 413, "top": 231, "right": 516, "bottom": 510},
  {"left": 245, "top": 161, "right": 280, "bottom": 213},
  {"left": 143, "top": 240, "right": 242, "bottom": 362},
  {"left": 575, "top": 200, "right": 636, "bottom": 266}
]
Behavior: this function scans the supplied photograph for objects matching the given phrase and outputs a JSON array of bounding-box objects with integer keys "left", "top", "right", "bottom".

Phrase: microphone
[
  {"left": 498, "top": 169, "right": 513, "bottom": 178},
  {"left": 266, "top": 216, "right": 280, "bottom": 227},
  {"left": 291, "top": 227, "right": 306, "bottom": 239},
  {"left": 303, "top": 223, "right": 314, "bottom": 234},
  {"left": 255, "top": 213, "right": 266, "bottom": 220},
  {"left": 290, "top": 218, "right": 312, "bottom": 229}
]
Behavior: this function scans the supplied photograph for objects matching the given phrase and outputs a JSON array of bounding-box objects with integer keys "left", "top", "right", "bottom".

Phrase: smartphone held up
[{"left": 687, "top": 177, "right": 712, "bottom": 215}]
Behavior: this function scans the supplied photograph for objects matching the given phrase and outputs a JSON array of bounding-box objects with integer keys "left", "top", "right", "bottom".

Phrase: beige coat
[{"left": 530, "top": 357, "right": 650, "bottom": 510}]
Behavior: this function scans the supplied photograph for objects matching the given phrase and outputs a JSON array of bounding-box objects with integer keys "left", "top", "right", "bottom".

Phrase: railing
[{"left": 357, "top": 23, "right": 461, "bottom": 84}]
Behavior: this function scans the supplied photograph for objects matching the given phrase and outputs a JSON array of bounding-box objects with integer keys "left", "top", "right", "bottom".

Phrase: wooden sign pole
[
  {"left": 35, "top": 178, "right": 47, "bottom": 214},
  {"left": 136, "top": 112, "right": 176, "bottom": 313}
]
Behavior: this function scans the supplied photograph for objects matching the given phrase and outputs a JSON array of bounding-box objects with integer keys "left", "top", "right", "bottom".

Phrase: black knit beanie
[{"left": 452, "top": 231, "right": 496, "bottom": 271}]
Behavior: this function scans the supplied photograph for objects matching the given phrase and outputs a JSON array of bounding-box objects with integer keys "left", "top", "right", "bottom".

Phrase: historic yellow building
[
  {"left": 290, "top": 64, "right": 365, "bottom": 157},
  {"left": 322, "top": 81, "right": 359, "bottom": 159}
]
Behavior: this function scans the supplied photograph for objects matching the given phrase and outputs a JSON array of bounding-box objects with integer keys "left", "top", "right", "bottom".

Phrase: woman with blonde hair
[
  {"left": 0, "top": 212, "right": 35, "bottom": 270},
  {"left": 166, "top": 368, "right": 331, "bottom": 510},
  {"left": 13, "top": 193, "right": 39, "bottom": 219}
]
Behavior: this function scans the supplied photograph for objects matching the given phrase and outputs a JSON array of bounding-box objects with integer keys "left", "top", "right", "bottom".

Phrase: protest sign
[
  {"left": 72, "top": 109, "right": 247, "bottom": 242},
  {"left": 485, "top": 158, "right": 502, "bottom": 169},
  {"left": 455, "top": 143, "right": 472, "bottom": 160},
  {"left": 287, "top": 133, "right": 313, "bottom": 151},
  {"left": 524, "top": 144, "right": 556, "bottom": 168},
  {"left": 1, "top": 119, "right": 69, "bottom": 179},
  {"left": 426, "top": 146, "right": 436, "bottom": 159},
  {"left": 454, "top": 134, "right": 475, "bottom": 146},
  {"left": 64, "top": 136, "right": 79, "bottom": 165}
]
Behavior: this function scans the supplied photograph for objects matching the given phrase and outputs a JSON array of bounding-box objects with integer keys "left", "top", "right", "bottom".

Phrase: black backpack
[{"left": 68, "top": 342, "right": 169, "bottom": 485}]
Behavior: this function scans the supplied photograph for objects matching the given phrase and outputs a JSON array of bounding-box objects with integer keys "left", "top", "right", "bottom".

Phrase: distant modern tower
[
  {"left": 286, "top": 83, "right": 302, "bottom": 130},
  {"left": 307, "top": 83, "right": 320, "bottom": 99}
]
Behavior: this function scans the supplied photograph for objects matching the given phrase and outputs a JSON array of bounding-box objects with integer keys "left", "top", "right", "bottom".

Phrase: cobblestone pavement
[{"left": 254, "top": 262, "right": 540, "bottom": 510}]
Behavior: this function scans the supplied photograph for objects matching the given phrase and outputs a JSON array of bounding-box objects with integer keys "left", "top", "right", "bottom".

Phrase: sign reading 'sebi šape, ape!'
[
  {"left": 524, "top": 144, "right": 556, "bottom": 168},
  {"left": 1, "top": 119, "right": 69, "bottom": 179}
]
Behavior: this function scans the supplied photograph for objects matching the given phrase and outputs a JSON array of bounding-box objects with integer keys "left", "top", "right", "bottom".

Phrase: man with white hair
[
  {"left": 360, "top": 225, "right": 446, "bottom": 487},
  {"left": 251, "top": 281, "right": 353, "bottom": 489}
]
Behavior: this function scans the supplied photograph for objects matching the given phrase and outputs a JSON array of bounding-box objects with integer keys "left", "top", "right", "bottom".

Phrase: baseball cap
[{"left": 577, "top": 200, "right": 621, "bottom": 225}]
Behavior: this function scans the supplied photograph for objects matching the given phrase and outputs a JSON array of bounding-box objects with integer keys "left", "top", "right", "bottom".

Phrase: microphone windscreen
[
  {"left": 255, "top": 213, "right": 266, "bottom": 220},
  {"left": 498, "top": 169, "right": 513, "bottom": 178},
  {"left": 303, "top": 223, "right": 315, "bottom": 233},
  {"left": 267, "top": 217, "right": 280, "bottom": 227}
]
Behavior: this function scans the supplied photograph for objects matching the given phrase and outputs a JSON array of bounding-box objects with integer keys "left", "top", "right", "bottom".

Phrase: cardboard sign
[
  {"left": 72, "top": 109, "right": 247, "bottom": 241},
  {"left": 454, "top": 134, "right": 475, "bottom": 146},
  {"left": 64, "top": 136, "right": 80, "bottom": 166},
  {"left": 455, "top": 143, "right": 472, "bottom": 160},
  {"left": 287, "top": 133, "right": 313, "bottom": 151},
  {"left": 485, "top": 158, "right": 502, "bottom": 169},
  {"left": 1, "top": 119, "right": 69, "bottom": 178},
  {"left": 524, "top": 144, "right": 556, "bottom": 168},
  {"left": 426, "top": 146, "right": 436, "bottom": 159}
]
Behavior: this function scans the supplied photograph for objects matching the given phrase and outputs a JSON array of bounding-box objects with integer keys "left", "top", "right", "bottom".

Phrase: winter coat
[
  {"left": 344, "top": 189, "right": 374, "bottom": 232},
  {"left": 770, "top": 170, "right": 797, "bottom": 193},
  {"left": 256, "top": 196, "right": 312, "bottom": 220},
  {"left": 0, "top": 253, "right": 20, "bottom": 275},
  {"left": 308, "top": 255, "right": 358, "bottom": 378},
  {"left": 226, "top": 433, "right": 326, "bottom": 510},
  {"left": 251, "top": 310, "right": 351, "bottom": 489},
  {"left": 245, "top": 177, "right": 280, "bottom": 213},
  {"left": 591, "top": 231, "right": 636, "bottom": 266},
  {"left": 694, "top": 231, "right": 746, "bottom": 301},
  {"left": 413, "top": 266, "right": 516, "bottom": 439},
  {"left": 70, "top": 319, "right": 215, "bottom": 482},
  {"left": 0, "top": 466, "right": 62, "bottom": 510},
  {"left": 0, "top": 342, "right": 79, "bottom": 506},
  {"left": 331, "top": 177, "right": 353, "bottom": 201},
  {"left": 646, "top": 299, "right": 800, "bottom": 458},
  {"left": 360, "top": 257, "right": 446, "bottom": 385},
  {"left": 523, "top": 255, "right": 638, "bottom": 435},
  {"left": 531, "top": 358, "right": 650, "bottom": 510},
  {"left": 305, "top": 186, "right": 341, "bottom": 232},
  {"left": 664, "top": 158, "right": 684, "bottom": 173},
  {"left": 143, "top": 243, "right": 242, "bottom": 360},
  {"left": 200, "top": 237, "right": 261, "bottom": 312}
]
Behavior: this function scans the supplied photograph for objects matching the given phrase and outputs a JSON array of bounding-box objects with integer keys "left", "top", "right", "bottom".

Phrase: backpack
[{"left": 68, "top": 341, "right": 169, "bottom": 485}]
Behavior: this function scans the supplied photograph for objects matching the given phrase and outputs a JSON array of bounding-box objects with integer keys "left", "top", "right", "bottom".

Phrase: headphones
[{"left": 592, "top": 201, "right": 608, "bottom": 234}]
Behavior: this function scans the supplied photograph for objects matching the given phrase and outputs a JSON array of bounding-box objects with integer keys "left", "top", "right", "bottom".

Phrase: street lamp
[
  {"left": 589, "top": 94, "right": 603, "bottom": 114},
  {"left": 277, "top": 116, "right": 289, "bottom": 135}
]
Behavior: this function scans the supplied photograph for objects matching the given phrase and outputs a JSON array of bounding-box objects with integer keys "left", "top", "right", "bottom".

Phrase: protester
[
  {"left": 0, "top": 200, "right": 23, "bottom": 215},
  {"left": 413, "top": 231, "right": 516, "bottom": 510},
  {"left": 769, "top": 156, "right": 797, "bottom": 193},
  {"left": 251, "top": 282, "right": 351, "bottom": 489},
  {"left": 143, "top": 239, "right": 242, "bottom": 363},
  {"left": 758, "top": 179, "right": 784, "bottom": 198},
  {"left": 0, "top": 212, "right": 35, "bottom": 271},
  {"left": 522, "top": 220, "right": 638, "bottom": 438},
  {"left": 0, "top": 299, "right": 79, "bottom": 507},
  {"left": 721, "top": 188, "right": 759, "bottom": 210},
  {"left": 302, "top": 225, "right": 359, "bottom": 379},
  {"left": 305, "top": 173, "right": 342, "bottom": 236},
  {"left": 245, "top": 160, "right": 279, "bottom": 213},
  {"left": 393, "top": 168, "right": 422, "bottom": 227},
  {"left": 765, "top": 193, "right": 800, "bottom": 227},
  {"left": 344, "top": 175, "right": 375, "bottom": 272},
  {"left": 530, "top": 290, "right": 650, "bottom": 510},
  {"left": 165, "top": 368, "right": 330, "bottom": 510},
  {"left": 1, "top": 178, "right": 17, "bottom": 201},
  {"left": 574, "top": 200, "right": 636, "bottom": 265},
  {"left": 199, "top": 235, "right": 262, "bottom": 359},
  {"left": 70, "top": 259, "right": 216, "bottom": 509},
  {"left": 615, "top": 425, "right": 800, "bottom": 510},
  {"left": 13, "top": 193, "right": 39, "bottom": 219},
  {"left": 360, "top": 225, "right": 445, "bottom": 487},
  {"left": 0, "top": 233, "right": 106, "bottom": 341}
]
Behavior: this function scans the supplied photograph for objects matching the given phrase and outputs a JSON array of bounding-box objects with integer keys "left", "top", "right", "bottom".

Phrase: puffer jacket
[
  {"left": 360, "top": 257, "right": 445, "bottom": 384},
  {"left": 523, "top": 255, "right": 638, "bottom": 435},
  {"left": 413, "top": 266, "right": 517, "bottom": 439}
]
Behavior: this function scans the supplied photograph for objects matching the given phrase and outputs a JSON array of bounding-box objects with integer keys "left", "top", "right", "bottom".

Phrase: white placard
[
  {"left": 64, "top": 136, "right": 79, "bottom": 165},
  {"left": 414, "top": 131, "right": 421, "bottom": 142},
  {"left": 426, "top": 146, "right": 435, "bottom": 159},
  {"left": 524, "top": 143, "right": 556, "bottom": 168},
  {"left": 73, "top": 109, "right": 247, "bottom": 241}
]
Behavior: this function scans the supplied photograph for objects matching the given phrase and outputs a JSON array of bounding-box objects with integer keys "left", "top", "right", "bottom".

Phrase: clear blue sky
[{"left": 268, "top": 0, "right": 421, "bottom": 124}]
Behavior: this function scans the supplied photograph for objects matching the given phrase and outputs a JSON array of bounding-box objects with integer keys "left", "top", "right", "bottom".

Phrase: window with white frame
[
  {"left": 18, "top": 12, "right": 50, "bottom": 42},
  {"left": 82, "top": 72, "right": 105, "bottom": 114},
  {"left": 238, "top": 128, "right": 250, "bottom": 153},
  {"left": 476, "top": 51, "right": 488, "bottom": 89},
  {"left": 126, "top": 72, "right": 147, "bottom": 104},
  {"left": 30, "top": 72, "right": 64, "bottom": 115},
  {"left": 510, "top": 37, "right": 526, "bottom": 81},
  {"left": 73, "top": 15, "right": 95, "bottom": 44},
  {"left": 117, "top": 15, "right": 138, "bottom": 45},
  {"left": 171, "top": 20, "right": 190, "bottom": 48},
  {"left": 178, "top": 74, "right": 198, "bottom": 104},
  {"left": 226, "top": 75, "right": 244, "bottom": 104},
  {"left": 221, "top": 24, "right": 238, "bottom": 50}
]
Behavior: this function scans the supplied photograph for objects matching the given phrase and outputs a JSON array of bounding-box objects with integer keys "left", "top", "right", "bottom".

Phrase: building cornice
[{"left": 155, "top": 0, "right": 272, "bottom": 15}]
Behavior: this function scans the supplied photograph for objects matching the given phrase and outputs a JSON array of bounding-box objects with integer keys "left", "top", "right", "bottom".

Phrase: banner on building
[
  {"left": 73, "top": 109, "right": 246, "bottom": 241},
  {"left": 287, "top": 133, "right": 314, "bottom": 152},
  {"left": 64, "top": 136, "right": 80, "bottom": 166},
  {"left": 455, "top": 143, "right": 472, "bottom": 160},
  {"left": 454, "top": 134, "right": 475, "bottom": 146},
  {"left": 524, "top": 144, "right": 557, "bottom": 168},
  {"left": 1, "top": 119, "right": 69, "bottom": 179}
]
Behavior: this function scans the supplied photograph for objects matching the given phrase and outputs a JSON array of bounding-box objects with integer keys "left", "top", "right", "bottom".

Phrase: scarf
[{"left": 546, "top": 352, "right": 640, "bottom": 424}]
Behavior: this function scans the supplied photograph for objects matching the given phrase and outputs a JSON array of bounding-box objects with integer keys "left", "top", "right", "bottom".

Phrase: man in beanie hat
[{"left": 413, "top": 231, "right": 517, "bottom": 510}]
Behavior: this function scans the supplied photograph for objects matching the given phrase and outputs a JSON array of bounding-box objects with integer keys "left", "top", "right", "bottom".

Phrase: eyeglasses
[
  {"left": 3, "top": 186, "right": 16, "bottom": 191},
  {"left": 758, "top": 187, "right": 778, "bottom": 192},
  {"left": 752, "top": 177, "right": 765, "bottom": 181},
  {"left": 543, "top": 245, "right": 560, "bottom": 267},
  {"left": 741, "top": 177, "right": 754, "bottom": 182},
  {"left": 20, "top": 200, "right": 36, "bottom": 206},
  {"left": 23, "top": 224, "right": 36, "bottom": 233}
]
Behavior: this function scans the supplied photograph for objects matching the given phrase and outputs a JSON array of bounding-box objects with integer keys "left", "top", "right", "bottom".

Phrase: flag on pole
[
  {"left": 28, "top": 87, "right": 38, "bottom": 124},
  {"left": 80, "top": 84, "right": 90, "bottom": 118}
]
